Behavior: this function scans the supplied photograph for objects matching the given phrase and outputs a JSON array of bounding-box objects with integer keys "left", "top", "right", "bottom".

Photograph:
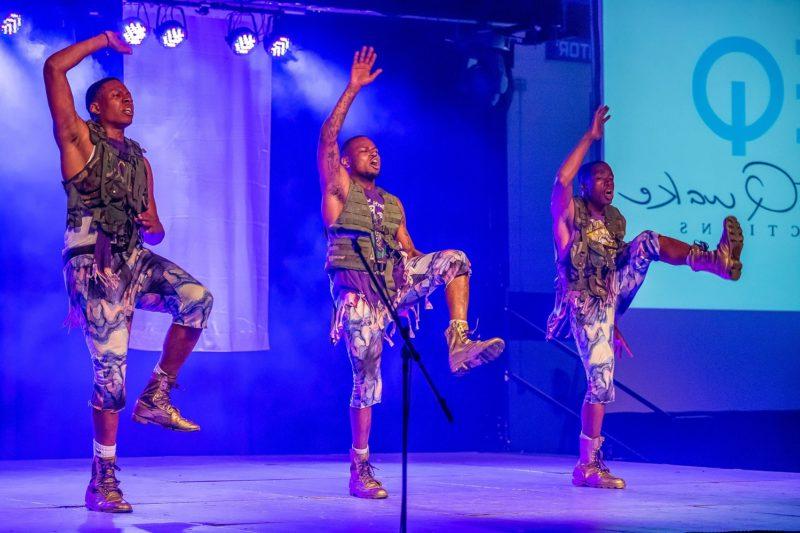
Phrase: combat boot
[
  {"left": 349, "top": 448, "right": 388, "bottom": 499},
  {"left": 132, "top": 372, "right": 200, "bottom": 431},
  {"left": 572, "top": 435, "right": 626, "bottom": 489},
  {"left": 446, "top": 321, "right": 505, "bottom": 376},
  {"left": 686, "top": 216, "right": 744, "bottom": 281},
  {"left": 85, "top": 456, "right": 133, "bottom": 513}
]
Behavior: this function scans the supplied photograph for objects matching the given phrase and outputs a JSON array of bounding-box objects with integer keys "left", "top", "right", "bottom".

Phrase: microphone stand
[{"left": 351, "top": 238, "right": 453, "bottom": 533}]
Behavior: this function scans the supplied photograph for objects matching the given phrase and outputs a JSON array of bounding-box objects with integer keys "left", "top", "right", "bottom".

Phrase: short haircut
[
  {"left": 85, "top": 77, "right": 121, "bottom": 118},
  {"left": 577, "top": 160, "right": 610, "bottom": 184},
  {"left": 341, "top": 135, "right": 369, "bottom": 156}
]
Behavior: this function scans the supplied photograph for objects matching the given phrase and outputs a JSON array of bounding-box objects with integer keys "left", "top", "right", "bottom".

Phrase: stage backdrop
[
  {"left": 603, "top": 0, "right": 800, "bottom": 312},
  {"left": 123, "top": 7, "right": 271, "bottom": 351}
]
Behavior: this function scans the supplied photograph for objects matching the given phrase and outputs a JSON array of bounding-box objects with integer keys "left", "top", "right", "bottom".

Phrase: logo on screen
[{"left": 692, "top": 37, "right": 784, "bottom": 157}]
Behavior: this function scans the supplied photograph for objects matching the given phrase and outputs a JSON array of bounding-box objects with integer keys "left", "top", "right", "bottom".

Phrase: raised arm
[
  {"left": 317, "top": 47, "right": 382, "bottom": 226},
  {"left": 43, "top": 31, "right": 131, "bottom": 176},
  {"left": 551, "top": 105, "right": 610, "bottom": 254},
  {"left": 44, "top": 32, "right": 132, "bottom": 145}
]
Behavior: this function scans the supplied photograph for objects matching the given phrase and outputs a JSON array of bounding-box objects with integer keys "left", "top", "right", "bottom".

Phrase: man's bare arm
[
  {"left": 396, "top": 200, "right": 423, "bottom": 258},
  {"left": 43, "top": 32, "right": 130, "bottom": 147},
  {"left": 551, "top": 105, "right": 610, "bottom": 252},
  {"left": 317, "top": 83, "right": 358, "bottom": 192},
  {"left": 317, "top": 47, "right": 383, "bottom": 204},
  {"left": 135, "top": 158, "right": 165, "bottom": 246}
]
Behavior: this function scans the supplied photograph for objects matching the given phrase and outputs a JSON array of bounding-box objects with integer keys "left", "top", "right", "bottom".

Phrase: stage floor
[{"left": 1, "top": 452, "right": 798, "bottom": 532}]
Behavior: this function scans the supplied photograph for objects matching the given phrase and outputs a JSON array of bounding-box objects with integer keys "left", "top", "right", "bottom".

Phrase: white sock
[
  {"left": 579, "top": 432, "right": 594, "bottom": 441},
  {"left": 93, "top": 440, "right": 116, "bottom": 459},
  {"left": 352, "top": 445, "right": 369, "bottom": 456},
  {"left": 449, "top": 319, "right": 468, "bottom": 328},
  {"left": 154, "top": 363, "right": 169, "bottom": 377}
]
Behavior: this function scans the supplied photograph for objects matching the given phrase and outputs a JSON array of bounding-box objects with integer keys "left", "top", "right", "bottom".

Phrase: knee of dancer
[
  {"left": 350, "top": 376, "right": 382, "bottom": 409},
  {"left": 585, "top": 384, "right": 616, "bottom": 405},
  {"left": 175, "top": 284, "right": 214, "bottom": 329},
  {"left": 89, "top": 349, "right": 127, "bottom": 411},
  {"left": 444, "top": 249, "right": 472, "bottom": 277},
  {"left": 90, "top": 386, "right": 126, "bottom": 412}
]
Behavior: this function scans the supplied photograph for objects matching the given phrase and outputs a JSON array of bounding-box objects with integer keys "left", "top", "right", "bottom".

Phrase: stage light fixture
[
  {"left": 225, "top": 13, "right": 259, "bottom": 56},
  {"left": 157, "top": 21, "right": 185, "bottom": 48},
  {"left": 269, "top": 36, "right": 291, "bottom": 58},
  {"left": 122, "top": 17, "right": 148, "bottom": 45},
  {"left": 456, "top": 29, "right": 514, "bottom": 108},
  {"left": 121, "top": 4, "right": 150, "bottom": 46},
  {"left": 264, "top": 16, "right": 292, "bottom": 59},
  {"left": 2, "top": 13, "right": 22, "bottom": 36},
  {"left": 228, "top": 28, "right": 257, "bottom": 55},
  {"left": 155, "top": 6, "right": 187, "bottom": 48}
]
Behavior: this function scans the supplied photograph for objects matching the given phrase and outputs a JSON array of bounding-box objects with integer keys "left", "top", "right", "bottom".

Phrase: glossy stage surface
[{"left": 1, "top": 452, "right": 798, "bottom": 532}]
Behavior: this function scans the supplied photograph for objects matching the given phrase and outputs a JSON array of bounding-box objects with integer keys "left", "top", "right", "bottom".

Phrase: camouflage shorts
[
  {"left": 63, "top": 247, "right": 213, "bottom": 412},
  {"left": 332, "top": 249, "right": 471, "bottom": 409},
  {"left": 569, "top": 231, "right": 660, "bottom": 404}
]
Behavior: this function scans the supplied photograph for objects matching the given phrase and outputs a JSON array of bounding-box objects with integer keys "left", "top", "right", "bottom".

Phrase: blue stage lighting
[
  {"left": 225, "top": 12, "right": 259, "bottom": 56},
  {"left": 122, "top": 17, "right": 148, "bottom": 46},
  {"left": 227, "top": 27, "right": 258, "bottom": 55},
  {"left": 2, "top": 13, "right": 22, "bottom": 36},
  {"left": 157, "top": 20, "right": 185, "bottom": 48},
  {"left": 155, "top": 6, "right": 187, "bottom": 48},
  {"left": 269, "top": 37, "right": 291, "bottom": 58}
]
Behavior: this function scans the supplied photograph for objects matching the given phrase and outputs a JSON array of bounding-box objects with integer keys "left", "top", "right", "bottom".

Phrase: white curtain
[{"left": 124, "top": 9, "right": 270, "bottom": 351}]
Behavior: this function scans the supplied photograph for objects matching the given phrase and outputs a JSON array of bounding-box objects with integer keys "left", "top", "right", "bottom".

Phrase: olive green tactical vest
[
  {"left": 325, "top": 180, "right": 404, "bottom": 293},
  {"left": 63, "top": 120, "right": 149, "bottom": 255},
  {"left": 559, "top": 196, "right": 626, "bottom": 301}
]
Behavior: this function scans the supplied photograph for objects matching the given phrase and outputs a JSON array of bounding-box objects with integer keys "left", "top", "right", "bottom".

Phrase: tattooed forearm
[
  {"left": 318, "top": 83, "right": 360, "bottom": 183},
  {"left": 320, "top": 84, "right": 359, "bottom": 144}
]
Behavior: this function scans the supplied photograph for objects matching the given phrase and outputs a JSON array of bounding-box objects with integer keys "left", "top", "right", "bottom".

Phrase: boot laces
[
  {"left": 456, "top": 319, "right": 481, "bottom": 344},
  {"left": 594, "top": 449, "right": 611, "bottom": 474},
  {"left": 357, "top": 461, "right": 381, "bottom": 487},
  {"left": 154, "top": 377, "right": 180, "bottom": 413},
  {"left": 96, "top": 460, "right": 123, "bottom": 496}
]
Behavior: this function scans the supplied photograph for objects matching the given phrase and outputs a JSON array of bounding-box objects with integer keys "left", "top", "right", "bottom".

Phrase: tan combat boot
[
  {"left": 572, "top": 435, "right": 626, "bottom": 489},
  {"left": 132, "top": 372, "right": 200, "bottom": 432},
  {"left": 687, "top": 216, "right": 744, "bottom": 280},
  {"left": 349, "top": 448, "right": 388, "bottom": 499},
  {"left": 446, "top": 321, "right": 505, "bottom": 376},
  {"left": 85, "top": 456, "right": 133, "bottom": 513}
]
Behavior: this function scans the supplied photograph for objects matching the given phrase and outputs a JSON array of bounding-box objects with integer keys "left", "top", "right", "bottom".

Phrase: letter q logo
[{"left": 693, "top": 37, "right": 784, "bottom": 156}]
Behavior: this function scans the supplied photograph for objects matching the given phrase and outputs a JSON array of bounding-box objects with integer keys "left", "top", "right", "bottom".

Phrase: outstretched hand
[
  {"left": 588, "top": 105, "right": 611, "bottom": 140},
  {"left": 104, "top": 31, "right": 132, "bottom": 55},
  {"left": 350, "top": 46, "right": 382, "bottom": 89}
]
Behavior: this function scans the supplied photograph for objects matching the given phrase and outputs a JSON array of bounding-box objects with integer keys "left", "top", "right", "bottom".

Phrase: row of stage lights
[
  {"left": 123, "top": 4, "right": 292, "bottom": 58},
  {"left": 1, "top": 8, "right": 290, "bottom": 59}
]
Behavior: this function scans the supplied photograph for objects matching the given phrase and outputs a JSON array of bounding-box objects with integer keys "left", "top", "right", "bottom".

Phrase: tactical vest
[
  {"left": 325, "top": 180, "right": 404, "bottom": 294},
  {"left": 558, "top": 196, "right": 626, "bottom": 301},
  {"left": 63, "top": 120, "right": 149, "bottom": 256}
]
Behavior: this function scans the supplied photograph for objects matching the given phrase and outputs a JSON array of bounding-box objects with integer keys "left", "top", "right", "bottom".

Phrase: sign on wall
[{"left": 604, "top": 0, "right": 800, "bottom": 311}]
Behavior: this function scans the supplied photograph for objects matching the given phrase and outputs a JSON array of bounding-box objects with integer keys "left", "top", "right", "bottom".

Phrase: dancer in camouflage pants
[
  {"left": 331, "top": 249, "right": 471, "bottom": 408},
  {"left": 64, "top": 248, "right": 212, "bottom": 411}
]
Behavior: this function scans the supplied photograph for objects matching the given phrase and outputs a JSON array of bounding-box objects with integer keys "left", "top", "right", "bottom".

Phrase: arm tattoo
[
  {"left": 320, "top": 86, "right": 358, "bottom": 145},
  {"left": 318, "top": 85, "right": 359, "bottom": 187},
  {"left": 326, "top": 147, "right": 339, "bottom": 176}
]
